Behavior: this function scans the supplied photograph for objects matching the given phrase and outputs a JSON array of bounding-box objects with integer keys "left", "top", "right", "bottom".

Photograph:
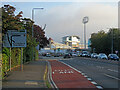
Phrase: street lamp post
[
  {"left": 111, "top": 28, "right": 113, "bottom": 54},
  {"left": 82, "top": 16, "right": 89, "bottom": 49},
  {"left": 108, "top": 28, "right": 114, "bottom": 54},
  {"left": 32, "top": 8, "right": 44, "bottom": 60},
  {"left": 32, "top": 8, "right": 44, "bottom": 37}
]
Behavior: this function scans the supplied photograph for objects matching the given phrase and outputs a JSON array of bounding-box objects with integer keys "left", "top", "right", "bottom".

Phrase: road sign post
[
  {"left": 21, "top": 48, "right": 23, "bottom": 71},
  {"left": 10, "top": 48, "right": 11, "bottom": 71},
  {"left": 3, "top": 30, "right": 27, "bottom": 71}
]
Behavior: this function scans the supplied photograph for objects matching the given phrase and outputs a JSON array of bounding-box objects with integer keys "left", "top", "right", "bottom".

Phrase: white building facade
[
  {"left": 49, "top": 38, "right": 71, "bottom": 50},
  {"left": 62, "top": 36, "right": 80, "bottom": 49}
]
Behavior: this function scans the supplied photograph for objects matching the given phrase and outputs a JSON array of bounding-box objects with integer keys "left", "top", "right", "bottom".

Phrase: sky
[{"left": 1, "top": 1, "right": 118, "bottom": 43}]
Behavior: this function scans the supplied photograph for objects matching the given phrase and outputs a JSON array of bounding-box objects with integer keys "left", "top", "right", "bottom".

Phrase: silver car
[
  {"left": 91, "top": 53, "right": 98, "bottom": 59},
  {"left": 98, "top": 53, "right": 108, "bottom": 59}
]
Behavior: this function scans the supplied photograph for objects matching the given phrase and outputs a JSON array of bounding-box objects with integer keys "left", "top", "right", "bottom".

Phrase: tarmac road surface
[{"left": 59, "top": 57, "right": 120, "bottom": 89}]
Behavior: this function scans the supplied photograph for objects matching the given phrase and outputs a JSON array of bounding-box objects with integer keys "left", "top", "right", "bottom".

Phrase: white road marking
[
  {"left": 54, "top": 69, "right": 75, "bottom": 74},
  {"left": 60, "top": 61, "right": 82, "bottom": 74},
  {"left": 81, "top": 73, "right": 85, "bottom": 75},
  {"left": 96, "top": 66, "right": 104, "bottom": 69},
  {"left": 87, "top": 78, "right": 92, "bottom": 81},
  {"left": 68, "top": 71, "right": 71, "bottom": 73},
  {"left": 107, "top": 69, "right": 118, "bottom": 73},
  {"left": 48, "top": 61, "right": 58, "bottom": 89},
  {"left": 96, "top": 86, "right": 103, "bottom": 89},
  {"left": 78, "top": 71, "right": 82, "bottom": 73},
  {"left": 59, "top": 61, "right": 100, "bottom": 87},
  {"left": 91, "top": 81, "right": 97, "bottom": 85},
  {"left": 104, "top": 74, "right": 120, "bottom": 80},
  {"left": 84, "top": 75, "right": 88, "bottom": 77},
  {"left": 60, "top": 72, "right": 63, "bottom": 73}
]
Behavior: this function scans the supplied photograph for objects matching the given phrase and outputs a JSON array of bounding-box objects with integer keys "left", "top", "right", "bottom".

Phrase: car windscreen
[{"left": 111, "top": 54, "right": 118, "bottom": 57}]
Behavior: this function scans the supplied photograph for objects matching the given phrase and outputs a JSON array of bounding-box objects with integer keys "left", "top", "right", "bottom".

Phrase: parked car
[
  {"left": 72, "top": 53, "right": 77, "bottom": 57},
  {"left": 64, "top": 53, "right": 72, "bottom": 58},
  {"left": 79, "top": 53, "right": 83, "bottom": 57},
  {"left": 108, "top": 54, "right": 119, "bottom": 61},
  {"left": 87, "top": 52, "right": 91, "bottom": 57},
  {"left": 91, "top": 53, "right": 98, "bottom": 59},
  {"left": 82, "top": 51, "right": 88, "bottom": 57},
  {"left": 98, "top": 53, "right": 108, "bottom": 59},
  {"left": 46, "top": 53, "right": 51, "bottom": 57},
  {"left": 54, "top": 53, "right": 59, "bottom": 57},
  {"left": 42, "top": 53, "right": 46, "bottom": 56}
]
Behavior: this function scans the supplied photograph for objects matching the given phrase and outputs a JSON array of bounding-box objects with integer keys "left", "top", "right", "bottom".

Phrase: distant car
[
  {"left": 54, "top": 53, "right": 59, "bottom": 57},
  {"left": 87, "top": 52, "right": 91, "bottom": 57},
  {"left": 82, "top": 51, "right": 88, "bottom": 57},
  {"left": 79, "top": 53, "right": 83, "bottom": 57},
  {"left": 77, "top": 53, "right": 82, "bottom": 57},
  {"left": 72, "top": 53, "right": 77, "bottom": 57},
  {"left": 91, "top": 53, "right": 98, "bottom": 59},
  {"left": 108, "top": 54, "right": 119, "bottom": 61},
  {"left": 42, "top": 53, "right": 46, "bottom": 56},
  {"left": 98, "top": 53, "right": 108, "bottom": 59},
  {"left": 46, "top": 53, "right": 51, "bottom": 57},
  {"left": 64, "top": 53, "right": 72, "bottom": 58}
]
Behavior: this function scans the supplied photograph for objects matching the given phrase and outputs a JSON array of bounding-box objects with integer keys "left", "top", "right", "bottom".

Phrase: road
[
  {"left": 59, "top": 57, "right": 120, "bottom": 89},
  {"left": 49, "top": 60, "right": 98, "bottom": 89}
]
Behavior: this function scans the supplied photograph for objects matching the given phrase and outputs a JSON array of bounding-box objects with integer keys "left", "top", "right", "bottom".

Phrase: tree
[
  {"left": 2, "top": 5, "right": 24, "bottom": 34},
  {"left": 2, "top": 4, "right": 49, "bottom": 64},
  {"left": 107, "top": 28, "right": 120, "bottom": 55},
  {"left": 34, "top": 24, "right": 49, "bottom": 49},
  {"left": 90, "top": 30, "right": 110, "bottom": 54},
  {"left": 2, "top": 5, "right": 25, "bottom": 78},
  {"left": 90, "top": 28, "right": 120, "bottom": 56}
]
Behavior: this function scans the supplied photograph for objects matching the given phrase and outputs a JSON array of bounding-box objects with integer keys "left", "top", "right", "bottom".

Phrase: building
[
  {"left": 48, "top": 38, "right": 71, "bottom": 50},
  {"left": 62, "top": 36, "right": 80, "bottom": 49},
  {"left": 39, "top": 38, "right": 72, "bottom": 54}
]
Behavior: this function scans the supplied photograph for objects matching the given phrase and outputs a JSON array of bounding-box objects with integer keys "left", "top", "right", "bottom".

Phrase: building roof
[
  {"left": 62, "top": 35, "right": 80, "bottom": 39},
  {"left": 72, "top": 36, "right": 80, "bottom": 39}
]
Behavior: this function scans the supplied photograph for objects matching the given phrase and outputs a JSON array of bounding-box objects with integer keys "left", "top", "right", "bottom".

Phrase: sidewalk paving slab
[{"left": 2, "top": 60, "right": 47, "bottom": 89}]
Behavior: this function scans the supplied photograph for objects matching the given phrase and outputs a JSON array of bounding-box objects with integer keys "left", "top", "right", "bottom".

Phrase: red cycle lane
[{"left": 49, "top": 60, "right": 98, "bottom": 89}]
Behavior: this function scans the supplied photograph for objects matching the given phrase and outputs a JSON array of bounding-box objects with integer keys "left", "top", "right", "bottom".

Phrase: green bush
[
  {"left": 2, "top": 48, "right": 22, "bottom": 79},
  {"left": 11, "top": 48, "right": 21, "bottom": 68},
  {"left": 35, "top": 49, "right": 39, "bottom": 60},
  {"left": 23, "top": 47, "right": 33, "bottom": 63},
  {"left": 2, "top": 48, "right": 10, "bottom": 79}
]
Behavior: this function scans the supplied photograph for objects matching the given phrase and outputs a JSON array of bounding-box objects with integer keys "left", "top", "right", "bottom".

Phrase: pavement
[
  {"left": 49, "top": 60, "right": 98, "bottom": 89},
  {"left": 39, "top": 56, "right": 64, "bottom": 60},
  {"left": 2, "top": 60, "right": 47, "bottom": 89}
]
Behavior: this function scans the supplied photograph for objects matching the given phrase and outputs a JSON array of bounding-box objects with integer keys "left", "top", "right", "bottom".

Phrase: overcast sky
[{"left": 2, "top": 1, "right": 118, "bottom": 43}]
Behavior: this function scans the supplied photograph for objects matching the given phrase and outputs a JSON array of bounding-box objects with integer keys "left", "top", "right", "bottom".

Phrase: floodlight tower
[{"left": 82, "top": 16, "right": 89, "bottom": 49}]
